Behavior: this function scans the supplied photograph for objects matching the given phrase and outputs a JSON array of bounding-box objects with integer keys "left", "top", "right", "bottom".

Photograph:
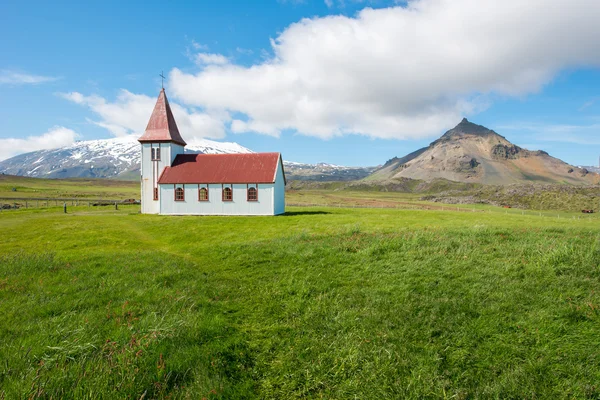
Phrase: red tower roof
[
  {"left": 138, "top": 89, "right": 187, "bottom": 146},
  {"left": 158, "top": 153, "right": 285, "bottom": 184}
]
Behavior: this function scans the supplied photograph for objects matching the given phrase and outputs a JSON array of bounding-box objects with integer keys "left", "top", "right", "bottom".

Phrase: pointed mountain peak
[
  {"left": 453, "top": 118, "right": 490, "bottom": 134},
  {"left": 138, "top": 89, "right": 187, "bottom": 146},
  {"left": 438, "top": 118, "right": 498, "bottom": 140}
]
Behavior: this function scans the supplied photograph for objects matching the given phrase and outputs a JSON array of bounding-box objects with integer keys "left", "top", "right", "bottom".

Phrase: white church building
[{"left": 138, "top": 89, "right": 286, "bottom": 215}]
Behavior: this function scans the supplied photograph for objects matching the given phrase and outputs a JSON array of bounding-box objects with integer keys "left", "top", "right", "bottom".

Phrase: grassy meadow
[
  {"left": 1, "top": 200, "right": 600, "bottom": 399},
  {"left": 0, "top": 174, "right": 139, "bottom": 200}
]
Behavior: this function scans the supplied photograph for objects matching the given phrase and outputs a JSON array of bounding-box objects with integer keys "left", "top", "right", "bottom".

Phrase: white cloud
[
  {"left": 0, "top": 70, "right": 59, "bottom": 85},
  {"left": 191, "top": 40, "right": 209, "bottom": 51},
  {"left": 0, "top": 126, "right": 79, "bottom": 161},
  {"left": 236, "top": 47, "right": 254, "bottom": 56},
  {"left": 195, "top": 53, "right": 230, "bottom": 65},
  {"left": 169, "top": 0, "right": 600, "bottom": 140},
  {"left": 58, "top": 90, "right": 229, "bottom": 140},
  {"left": 579, "top": 97, "right": 599, "bottom": 111}
]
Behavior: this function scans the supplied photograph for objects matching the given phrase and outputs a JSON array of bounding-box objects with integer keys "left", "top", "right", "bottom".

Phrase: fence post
[{"left": 64, "top": 203, "right": 67, "bottom": 214}]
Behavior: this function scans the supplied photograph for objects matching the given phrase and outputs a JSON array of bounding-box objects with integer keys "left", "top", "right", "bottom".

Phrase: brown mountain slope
[{"left": 369, "top": 119, "right": 599, "bottom": 185}]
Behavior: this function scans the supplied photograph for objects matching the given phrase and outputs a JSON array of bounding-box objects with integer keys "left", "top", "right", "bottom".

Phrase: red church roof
[
  {"left": 138, "top": 89, "right": 187, "bottom": 146},
  {"left": 158, "top": 153, "right": 285, "bottom": 184}
]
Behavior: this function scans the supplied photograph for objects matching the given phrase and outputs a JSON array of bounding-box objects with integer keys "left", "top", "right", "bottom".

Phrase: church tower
[{"left": 138, "top": 89, "right": 186, "bottom": 214}]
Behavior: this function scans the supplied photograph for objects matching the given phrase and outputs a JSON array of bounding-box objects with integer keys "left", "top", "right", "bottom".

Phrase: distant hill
[
  {"left": 368, "top": 119, "right": 599, "bottom": 185},
  {"left": 579, "top": 165, "right": 600, "bottom": 174},
  {"left": 284, "top": 161, "right": 376, "bottom": 181}
]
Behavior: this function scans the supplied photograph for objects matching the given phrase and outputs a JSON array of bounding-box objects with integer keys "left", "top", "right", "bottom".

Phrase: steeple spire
[{"left": 138, "top": 89, "right": 187, "bottom": 146}]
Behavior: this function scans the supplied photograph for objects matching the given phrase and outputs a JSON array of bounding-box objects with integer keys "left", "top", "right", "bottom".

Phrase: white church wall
[
  {"left": 140, "top": 143, "right": 185, "bottom": 214},
  {"left": 159, "top": 183, "right": 275, "bottom": 215},
  {"left": 140, "top": 143, "right": 159, "bottom": 214},
  {"left": 273, "top": 160, "right": 286, "bottom": 215}
]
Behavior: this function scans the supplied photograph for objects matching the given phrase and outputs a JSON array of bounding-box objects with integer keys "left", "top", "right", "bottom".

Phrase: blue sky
[{"left": 1, "top": 0, "right": 599, "bottom": 167}]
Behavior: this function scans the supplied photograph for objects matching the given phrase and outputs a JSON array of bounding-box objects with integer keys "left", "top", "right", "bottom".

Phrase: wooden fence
[{"left": 0, "top": 197, "right": 139, "bottom": 211}]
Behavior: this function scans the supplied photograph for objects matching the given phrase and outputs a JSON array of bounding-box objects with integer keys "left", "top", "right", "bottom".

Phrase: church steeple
[{"left": 138, "top": 88, "right": 187, "bottom": 146}]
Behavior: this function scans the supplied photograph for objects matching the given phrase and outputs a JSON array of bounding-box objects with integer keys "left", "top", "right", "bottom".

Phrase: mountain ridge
[
  {"left": 1, "top": 120, "right": 597, "bottom": 185},
  {"left": 0, "top": 135, "right": 373, "bottom": 182},
  {"left": 0, "top": 135, "right": 253, "bottom": 180}
]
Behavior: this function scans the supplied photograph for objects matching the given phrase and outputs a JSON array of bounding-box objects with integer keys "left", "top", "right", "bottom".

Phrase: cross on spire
[{"left": 159, "top": 71, "right": 166, "bottom": 89}]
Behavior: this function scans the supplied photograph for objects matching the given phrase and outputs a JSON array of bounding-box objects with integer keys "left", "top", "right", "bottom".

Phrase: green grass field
[
  {"left": 1, "top": 203, "right": 600, "bottom": 399},
  {"left": 0, "top": 174, "right": 139, "bottom": 200}
]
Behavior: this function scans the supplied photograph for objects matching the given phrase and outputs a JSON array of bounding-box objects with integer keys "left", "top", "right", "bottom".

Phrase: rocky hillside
[
  {"left": 421, "top": 183, "right": 600, "bottom": 212},
  {"left": 369, "top": 119, "right": 599, "bottom": 185}
]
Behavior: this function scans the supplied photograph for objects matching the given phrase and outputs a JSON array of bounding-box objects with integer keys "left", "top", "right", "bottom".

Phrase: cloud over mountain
[
  {"left": 0, "top": 126, "right": 79, "bottom": 161},
  {"left": 169, "top": 0, "right": 600, "bottom": 140},
  {"left": 0, "top": 70, "right": 59, "bottom": 85}
]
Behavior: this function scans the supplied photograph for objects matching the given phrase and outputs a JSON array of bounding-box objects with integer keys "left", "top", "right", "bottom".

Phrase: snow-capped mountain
[
  {"left": 0, "top": 135, "right": 376, "bottom": 181},
  {"left": 0, "top": 135, "right": 253, "bottom": 179}
]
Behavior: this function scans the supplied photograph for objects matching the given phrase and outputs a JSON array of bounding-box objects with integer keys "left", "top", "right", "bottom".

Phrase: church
[{"left": 138, "top": 89, "right": 286, "bottom": 215}]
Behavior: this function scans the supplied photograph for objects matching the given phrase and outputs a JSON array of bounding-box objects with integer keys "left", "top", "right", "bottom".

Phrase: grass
[
  {"left": 1, "top": 204, "right": 600, "bottom": 398},
  {"left": 0, "top": 174, "right": 139, "bottom": 200},
  {"left": 2, "top": 173, "right": 598, "bottom": 213}
]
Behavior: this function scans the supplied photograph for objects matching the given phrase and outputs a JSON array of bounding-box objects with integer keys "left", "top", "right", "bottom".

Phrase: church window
[
  {"left": 222, "top": 186, "right": 233, "bottom": 202},
  {"left": 175, "top": 186, "right": 185, "bottom": 201},
  {"left": 247, "top": 186, "right": 258, "bottom": 201},
  {"left": 198, "top": 186, "right": 208, "bottom": 201},
  {"left": 153, "top": 188, "right": 158, "bottom": 201},
  {"left": 151, "top": 146, "right": 161, "bottom": 161}
]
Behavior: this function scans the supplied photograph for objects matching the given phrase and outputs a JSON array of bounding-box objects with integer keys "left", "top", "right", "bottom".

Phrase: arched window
[
  {"left": 175, "top": 187, "right": 185, "bottom": 201},
  {"left": 198, "top": 187, "right": 208, "bottom": 201},
  {"left": 247, "top": 186, "right": 258, "bottom": 202},
  {"left": 151, "top": 147, "right": 161, "bottom": 161},
  {"left": 222, "top": 187, "right": 232, "bottom": 202}
]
